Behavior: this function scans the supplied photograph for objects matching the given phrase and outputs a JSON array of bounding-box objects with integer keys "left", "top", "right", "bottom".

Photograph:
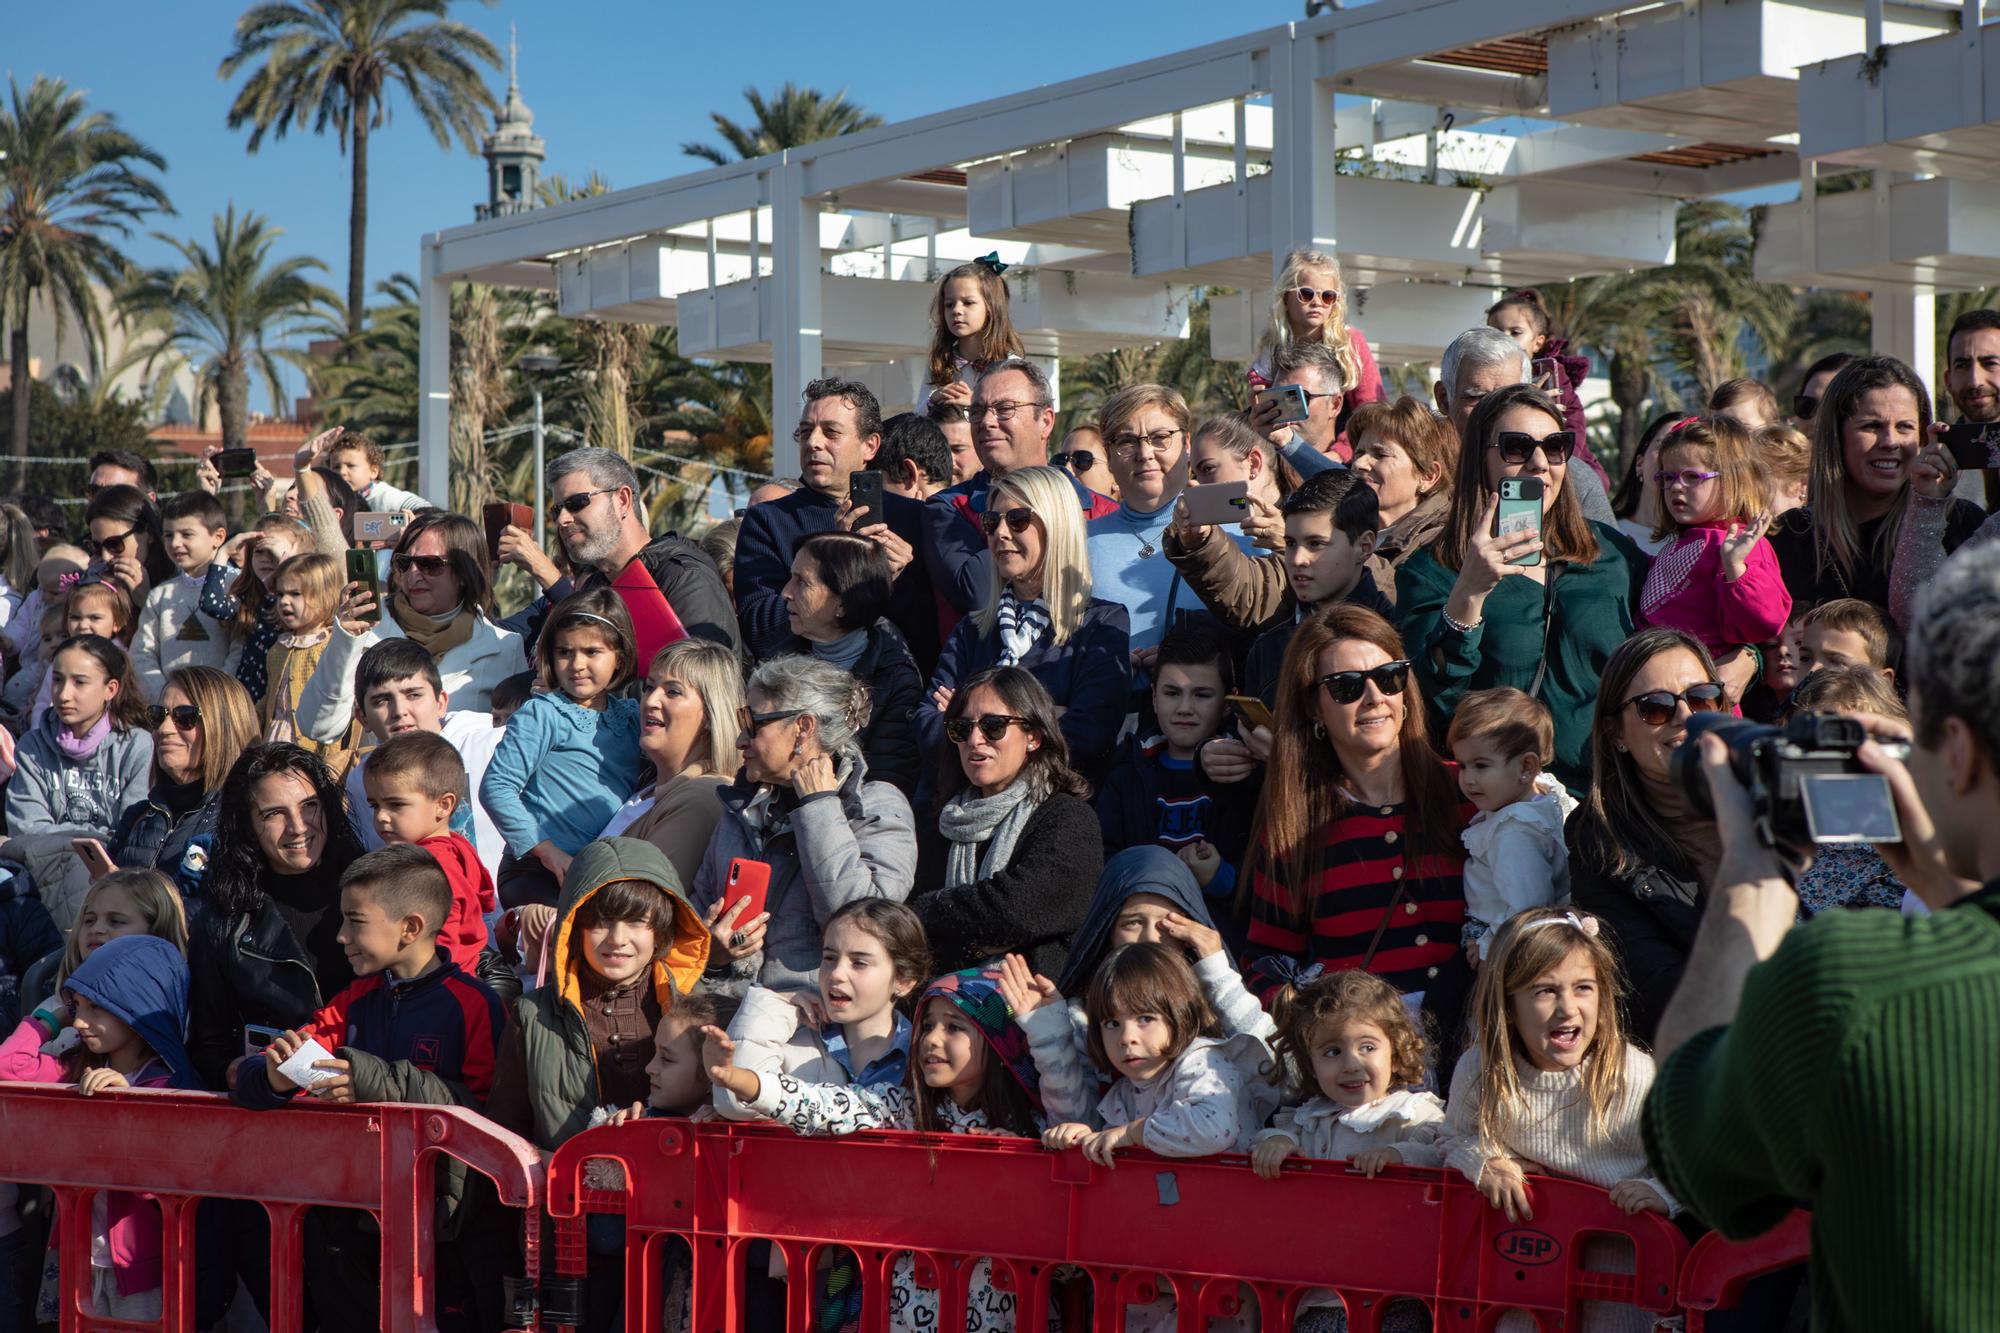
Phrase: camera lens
[{"left": 1670, "top": 713, "right": 1773, "bottom": 818}]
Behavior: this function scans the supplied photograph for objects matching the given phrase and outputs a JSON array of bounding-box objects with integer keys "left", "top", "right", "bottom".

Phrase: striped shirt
[{"left": 1243, "top": 798, "right": 1469, "bottom": 1001}]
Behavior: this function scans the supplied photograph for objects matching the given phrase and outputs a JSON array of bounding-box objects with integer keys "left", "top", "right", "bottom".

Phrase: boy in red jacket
[{"left": 360, "top": 730, "right": 497, "bottom": 962}]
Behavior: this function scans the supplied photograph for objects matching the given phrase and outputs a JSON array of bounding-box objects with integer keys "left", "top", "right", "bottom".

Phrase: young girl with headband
[{"left": 922, "top": 256, "right": 1027, "bottom": 410}]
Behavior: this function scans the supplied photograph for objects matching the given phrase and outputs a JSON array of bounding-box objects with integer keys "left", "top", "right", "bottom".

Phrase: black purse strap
[{"left": 1525, "top": 561, "right": 1567, "bottom": 700}]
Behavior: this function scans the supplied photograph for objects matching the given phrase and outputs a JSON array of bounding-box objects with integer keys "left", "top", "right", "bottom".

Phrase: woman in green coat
[{"left": 1395, "top": 383, "right": 1646, "bottom": 794}]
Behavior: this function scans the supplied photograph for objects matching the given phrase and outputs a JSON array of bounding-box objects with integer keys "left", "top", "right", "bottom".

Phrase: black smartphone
[
  {"left": 847, "top": 470, "right": 886, "bottom": 529},
  {"left": 345, "top": 547, "right": 381, "bottom": 624},
  {"left": 1941, "top": 421, "right": 2000, "bottom": 470},
  {"left": 216, "top": 448, "right": 257, "bottom": 478}
]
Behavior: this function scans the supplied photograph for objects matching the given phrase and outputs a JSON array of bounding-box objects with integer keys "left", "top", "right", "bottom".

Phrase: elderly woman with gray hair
[{"left": 689, "top": 654, "right": 917, "bottom": 1001}]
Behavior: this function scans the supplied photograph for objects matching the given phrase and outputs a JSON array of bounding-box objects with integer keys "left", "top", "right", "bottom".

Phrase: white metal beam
[
  {"left": 416, "top": 240, "right": 450, "bottom": 504},
  {"left": 770, "top": 161, "right": 822, "bottom": 443}
]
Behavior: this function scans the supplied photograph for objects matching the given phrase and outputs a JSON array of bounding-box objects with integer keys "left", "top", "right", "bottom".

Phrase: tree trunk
[
  {"left": 1610, "top": 348, "right": 1649, "bottom": 474},
  {"left": 347, "top": 109, "right": 370, "bottom": 342},
  {"left": 7, "top": 326, "right": 28, "bottom": 492},
  {"left": 218, "top": 357, "right": 250, "bottom": 455}
]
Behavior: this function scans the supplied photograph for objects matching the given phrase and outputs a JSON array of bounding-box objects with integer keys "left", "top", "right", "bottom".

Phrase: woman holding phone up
[
  {"left": 1394, "top": 384, "right": 1645, "bottom": 796},
  {"left": 687, "top": 655, "right": 916, "bottom": 1006}
]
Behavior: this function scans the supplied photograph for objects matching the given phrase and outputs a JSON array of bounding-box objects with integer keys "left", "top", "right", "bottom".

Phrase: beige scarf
[{"left": 391, "top": 591, "right": 476, "bottom": 660}]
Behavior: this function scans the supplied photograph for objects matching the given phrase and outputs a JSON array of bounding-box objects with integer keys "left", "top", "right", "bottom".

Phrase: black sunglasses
[
  {"left": 552, "top": 487, "right": 618, "bottom": 516},
  {"left": 1316, "top": 660, "right": 1412, "bottom": 705},
  {"left": 90, "top": 525, "right": 141, "bottom": 558},
  {"left": 390, "top": 553, "right": 451, "bottom": 578},
  {"left": 980, "top": 507, "right": 1037, "bottom": 536},
  {"left": 1490, "top": 431, "right": 1576, "bottom": 465},
  {"left": 944, "top": 713, "right": 1034, "bottom": 745},
  {"left": 737, "top": 705, "right": 803, "bottom": 735},
  {"left": 145, "top": 704, "right": 201, "bottom": 731},
  {"left": 1050, "top": 450, "right": 1098, "bottom": 473},
  {"left": 1793, "top": 393, "right": 1818, "bottom": 422},
  {"left": 1624, "top": 683, "right": 1725, "bottom": 727}
]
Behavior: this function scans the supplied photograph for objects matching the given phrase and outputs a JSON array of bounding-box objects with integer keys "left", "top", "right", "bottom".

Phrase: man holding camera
[{"left": 1645, "top": 544, "right": 2000, "bottom": 1331}]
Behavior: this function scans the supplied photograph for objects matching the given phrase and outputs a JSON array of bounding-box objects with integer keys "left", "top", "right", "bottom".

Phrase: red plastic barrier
[
  {"left": 1678, "top": 1209, "right": 1812, "bottom": 1333},
  {"left": 0, "top": 1083, "right": 543, "bottom": 1333},
  {"left": 545, "top": 1119, "right": 1702, "bottom": 1333}
]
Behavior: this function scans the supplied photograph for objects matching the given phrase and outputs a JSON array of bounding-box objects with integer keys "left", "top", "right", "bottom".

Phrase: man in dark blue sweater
[{"left": 734, "top": 377, "right": 941, "bottom": 671}]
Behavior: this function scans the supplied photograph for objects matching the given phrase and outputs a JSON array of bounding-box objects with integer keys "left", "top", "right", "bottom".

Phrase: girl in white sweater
[{"left": 1442, "top": 908, "right": 1676, "bottom": 1333}]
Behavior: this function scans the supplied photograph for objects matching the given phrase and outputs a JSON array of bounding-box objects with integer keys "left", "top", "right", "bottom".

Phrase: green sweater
[
  {"left": 1644, "top": 883, "right": 2000, "bottom": 1331},
  {"left": 1395, "top": 522, "right": 1644, "bottom": 794}
]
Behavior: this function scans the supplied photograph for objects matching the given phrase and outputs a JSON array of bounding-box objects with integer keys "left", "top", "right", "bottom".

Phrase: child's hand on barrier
[
  {"left": 1478, "top": 1156, "right": 1533, "bottom": 1223},
  {"left": 264, "top": 1029, "right": 306, "bottom": 1092},
  {"left": 1042, "top": 1122, "right": 1093, "bottom": 1153},
  {"left": 607, "top": 1102, "right": 647, "bottom": 1127},
  {"left": 1250, "top": 1134, "right": 1297, "bottom": 1179},
  {"left": 77, "top": 1067, "right": 128, "bottom": 1097},
  {"left": 994, "top": 954, "right": 1058, "bottom": 1024},
  {"left": 1157, "top": 911, "right": 1223, "bottom": 961},
  {"left": 1609, "top": 1179, "right": 1669, "bottom": 1215},
  {"left": 1080, "top": 1120, "right": 1141, "bottom": 1167},
  {"left": 309, "top": 1059, "right": 354, "bottom": 1103},
  {"left": 1351, "top": 1146, "right": 1402, "bottom": 1178}
]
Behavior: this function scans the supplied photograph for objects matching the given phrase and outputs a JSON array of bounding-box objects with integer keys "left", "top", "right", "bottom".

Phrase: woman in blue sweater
[
  {"left": 480, "top": 588, "right": 646, "bottom": 907},
  {"left": 920, "top": 464, "right": 1130, "bottom": 788}
]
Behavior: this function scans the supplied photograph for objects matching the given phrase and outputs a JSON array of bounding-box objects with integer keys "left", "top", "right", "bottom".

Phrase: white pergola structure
[{"left": 412, "top": 0, "right": 1987, "bottom": 502}]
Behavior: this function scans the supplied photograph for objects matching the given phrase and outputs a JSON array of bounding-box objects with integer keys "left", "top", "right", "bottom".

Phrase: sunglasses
[
  {"left": 1793, "top": 393, "right": 1818, "bottom": 422},
  {"left": 90, "top": 525, "right": 141, "bottom": 558},
  {"left": 552, "top": 487, "right": 618, "bottom": 516},
  {"left": 390, "top": 553, "right": 451, "bottom": 579},
  {"left": 1655, "top": 468, "right": 1722, "bottom": 489},
  {"left": 944, "top": 713, "right": 1033, "bottom": 745},
  {"left": 980, "top": 507, "right": 1037, "bottom": 536},
  {"left": 737, "top": 706, "right": 803, "bottom": 735},
  {"left": 1050, "top": 450, "right": 1098, "bottom": 473},
  {"left": 1624, "top": 683, "right": 1725, "bottom": 727},
  {"left": 1316, "top": 660, "right": 1412, "bottom": 705},
  {"left": 1490, "top": 431, "right": 1576, "bottom": 465},
  {"left": 145, "top": 704, "right": 202, "bottom": 731},
  {"left": 1291, "top": 286, "right": 1341, "bottom": 305}
]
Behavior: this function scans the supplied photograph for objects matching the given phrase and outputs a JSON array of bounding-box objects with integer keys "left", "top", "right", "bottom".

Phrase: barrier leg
[
  {"left": 56, "top": 1186, "right": 90, "bottom": 1333},
  {"left": 262, "top": 1201, "right": 307, "bottom": 1333},
  {"left": 158, "top": 1193, "right": 199, "bottom": 1333}
]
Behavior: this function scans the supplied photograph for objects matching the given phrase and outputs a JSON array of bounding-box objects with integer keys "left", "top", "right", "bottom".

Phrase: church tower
[{"left": 476, "top": 26, "right": 545, "bottom": 221}]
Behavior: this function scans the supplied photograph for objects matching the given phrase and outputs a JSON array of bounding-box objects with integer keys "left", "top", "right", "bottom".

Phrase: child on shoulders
[{"left": 131, "top": 491, "right": 241, "bottom": 701}]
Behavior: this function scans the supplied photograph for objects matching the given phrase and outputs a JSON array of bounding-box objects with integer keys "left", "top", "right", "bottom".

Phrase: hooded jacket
[
  {"left": 3, "top": 711, "right": 152, "bottom": 839},
  {"left": 486, "top": 838, "right": 709, "bottom": 1150},
  {"left": 0, "top": 935, "right": 194, "bottom": 1297},
  {"left": 689, "top": 756, "right": 917, "bottom": 1001}
]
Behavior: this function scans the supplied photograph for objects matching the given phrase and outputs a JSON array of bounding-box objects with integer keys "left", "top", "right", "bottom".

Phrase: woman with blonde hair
[
  {"left": 107, "top": 666, "right": 261, "bottom": 883},
  {"left": 598, "top": 637, "right": 747, "bottom": 885},
  {"left": 1247, "top": 247, "right": 1386, "bottom": 449},
  {"left": 922, "top": 465, "right": 1131, "bottom": 783}
]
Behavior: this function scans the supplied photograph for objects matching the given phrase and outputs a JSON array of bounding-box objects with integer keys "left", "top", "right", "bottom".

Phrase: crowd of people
[{"left": 0, "top": 247, "right": 1992, "bottom": 1331}]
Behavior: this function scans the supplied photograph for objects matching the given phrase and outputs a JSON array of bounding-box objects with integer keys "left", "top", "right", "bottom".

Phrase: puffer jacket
[
  {"left": 688, "top": 755, "right": 917, "bottom": 1001},
  {"left": 109, "top": 786, "right": 220, "bottom": 881},
  {"left": 486, "top": 837, "right": 710, "bottom": 1150}
]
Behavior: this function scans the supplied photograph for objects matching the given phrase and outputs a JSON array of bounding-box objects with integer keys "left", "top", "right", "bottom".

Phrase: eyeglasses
[
  {"left": 1050, "top": 450, "right": 1098, "bottom": 473},
  {"left": 1623, "top": 683, "right": 1725, "bottom": 727},
  {"left": 1655, "top": 468, "right": 1722, "bottom": 489},
  {"left": 1793, "top": 393, "right": 1818, "bottom": 422},
  {"left": 944, "top": 713, "right": 1034, "bottom": 745},
  {"left": 90, "top": 525, "right": 141, "bottom": 558},
  {"left": 969, "top": 400, "right": 1049, "bottom": 422},
  {"left": 1291, "top": 287, "right": 1341, "bottom": 305},
  {"left": 1316, "top": 660, "right": 1412, "bottom": 705},
  {"left": 390, "top": 553, "right": 451, "bottom": 578},
  {"left": 980, "top": 507, "right": 1037, "bottom": 536},
  {"left": 1108, "top": 429, "right": 1186, "bottom": 461},
  {"left": 145, "top": 704, "right": 202, "bottom": 731},
  {"left": 1489, "top": 430, "right": 1576, "bottom": 465},
  {"left": 551, "top": 487, "right": 618, "bottom": 516},
  {"left": 737, "top": 706, "right": 804, "bottom": 735}
]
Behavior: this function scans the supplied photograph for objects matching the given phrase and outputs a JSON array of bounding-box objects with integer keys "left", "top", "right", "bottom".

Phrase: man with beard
[{"left": 1943, "top": 309, "right": 2000, "bottom": 511}]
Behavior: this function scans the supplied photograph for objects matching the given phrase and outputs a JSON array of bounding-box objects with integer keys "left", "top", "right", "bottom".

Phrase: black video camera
[{"left": 1671, "top": 711, "right": 1903, "bottom": 860}]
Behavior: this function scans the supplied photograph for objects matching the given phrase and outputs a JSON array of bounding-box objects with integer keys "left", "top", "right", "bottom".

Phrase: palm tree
[
  {"left": 219, "top": 0, "right": 500, "bottom": 339},
  {"left": 120, "top": 206, "right": 338, "bottom": 452},
  {"left": 0, "top": 75, "right": 170, "bottom": 489},
  {"left": 682, "top": 83, "right": 883, "bottom": 165}
]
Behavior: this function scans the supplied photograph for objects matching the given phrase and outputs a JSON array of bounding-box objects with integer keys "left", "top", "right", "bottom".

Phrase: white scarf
[{"left": 994, "top": 587, "right": 1050, "bottom": 667}]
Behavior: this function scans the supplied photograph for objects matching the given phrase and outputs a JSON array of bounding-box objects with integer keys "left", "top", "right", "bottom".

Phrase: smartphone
[
  {"left": 70, "top": 837, "right": 116, "bottom": 880},
  {"left": 353, "top": 511, "right": 410, "bottom": 549},
  {"left": 1225, "top": 694, "right": 1274, "bottom": 732},
  {"left": 482, "top": 501, "right": 534, "bottom": 562},
  {"left": 1262, "top": 383, "right": 1310, "bottom": 425},
  {"left": 722, "top": 857, "right": 771, "bottom": 925},
  {"left": 1495, "top": 477, "right": 1545, "bottom": 567},
  {"left": 847, "top": 470, "right": 886, "bottom": 529},
  {"left": 1181, "top": 479, "right": 1251, "bottom": 527},
  {"left": 216, "top": 448, "right": 258, "bottom": 479},
  {"left": 243, "top": 1023, "right": 286, "bottom": 1060},
  {"left": 1941, "top": 421, "right": 2000, "bottom": 470},
  {"left": 346, "top": 547, "right": 382, "bottom": 623}
]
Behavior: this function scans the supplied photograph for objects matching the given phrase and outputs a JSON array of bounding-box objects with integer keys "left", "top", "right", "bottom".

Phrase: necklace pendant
[{"left": 1138, "top": 540, "right": 1158, "bottom": 560}]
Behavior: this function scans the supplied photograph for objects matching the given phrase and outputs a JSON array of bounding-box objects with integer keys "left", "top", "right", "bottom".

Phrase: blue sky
[{"left": 12, "top": 0, "right": 1290, "bottom": 414}]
